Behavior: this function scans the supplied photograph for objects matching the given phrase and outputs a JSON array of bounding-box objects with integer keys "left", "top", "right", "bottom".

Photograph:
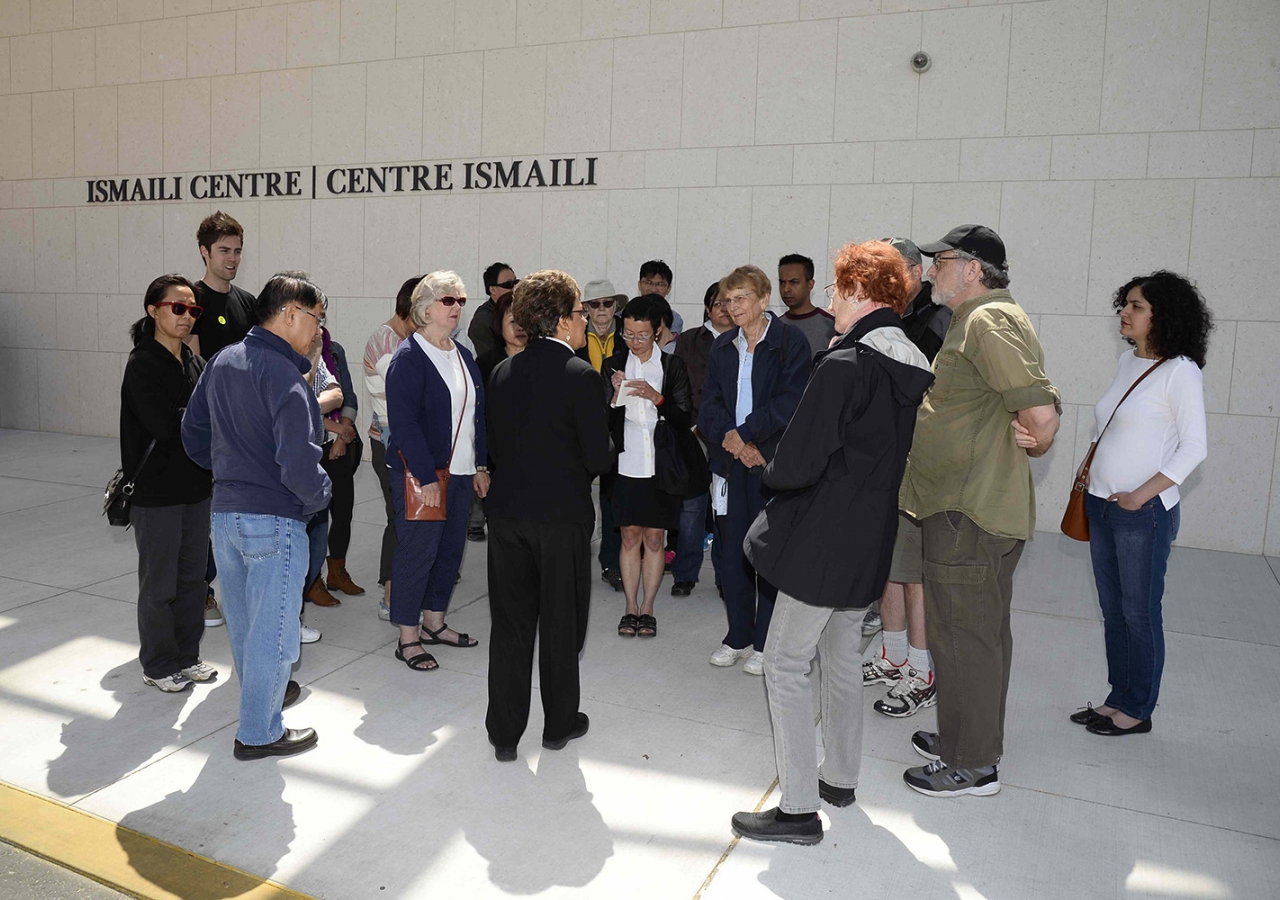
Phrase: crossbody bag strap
[
  {"left": 444, "top": 347, "right": 469, "bottom": 468},
  {"left": 124, "top": 439, "right": 158, "bottom": 493},
  {"left": 1074, "top": 358, "right": 1167, "bottom": 488}
]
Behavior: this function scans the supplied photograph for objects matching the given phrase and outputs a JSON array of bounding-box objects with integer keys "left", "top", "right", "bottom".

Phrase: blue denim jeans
[
  {"left": 1085, "top": 493, "right": 1180, "bottom": 720},
  {"left": 211, "top": 512, "right": 307, "bottom": 746},
  {"left": 672, "top": 492, "right": 709, "bottom": 583}
]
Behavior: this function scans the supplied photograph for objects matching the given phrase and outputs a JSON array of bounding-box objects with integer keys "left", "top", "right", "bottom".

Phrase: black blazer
[
  {"left": 600, "top": 351, "right": 693, "bottom": 458},
  {"left": 485, "top": 339, "right": 613, "bottom": 525}
]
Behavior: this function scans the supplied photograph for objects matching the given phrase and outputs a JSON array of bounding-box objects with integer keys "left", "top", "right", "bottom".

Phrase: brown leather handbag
[
  {"left": 401, "top": 347, "right": 470, "bottom": 522},
  {"left": 1061, "top": 358, "right": 1166, "bottom": 541}
]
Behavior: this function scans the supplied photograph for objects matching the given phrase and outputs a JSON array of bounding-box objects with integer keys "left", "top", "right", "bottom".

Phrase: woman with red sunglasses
[{"left": 120, "top": 274, "right": 217, "bottom": 693}]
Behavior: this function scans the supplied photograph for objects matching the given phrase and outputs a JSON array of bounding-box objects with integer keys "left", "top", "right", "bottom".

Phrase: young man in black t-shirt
[{"left": 189, "top": 211, "right": 256, "bottom": 360}]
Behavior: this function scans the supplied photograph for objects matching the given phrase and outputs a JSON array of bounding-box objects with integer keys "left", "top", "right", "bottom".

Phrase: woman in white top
[
  {"left": 1065, "top": 271, "right": 1211, "bottom": 736},
  {"left": 603, "top": 295, "right": 694, "bottom": 639},
  {"left": 385, "top": 272, "right": 490, "bottom": 671}
]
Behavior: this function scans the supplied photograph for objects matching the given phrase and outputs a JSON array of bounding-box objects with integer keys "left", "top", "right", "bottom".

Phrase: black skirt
[{"left": 611, "top": 473, "right": 680, "bottom": 531}]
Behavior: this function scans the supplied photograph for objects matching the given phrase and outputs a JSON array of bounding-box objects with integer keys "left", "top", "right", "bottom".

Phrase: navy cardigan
[{"left": 384, "top": 336, "right": 487, "bottom": 484}]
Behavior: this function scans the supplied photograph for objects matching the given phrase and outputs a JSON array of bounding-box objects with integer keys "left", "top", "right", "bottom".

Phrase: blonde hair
[
  {"left": 409, "top": 271, "right": 465, "bottom": 327},
  {"left": 718, "top": 265, "right": 771, "bottom": 301}
]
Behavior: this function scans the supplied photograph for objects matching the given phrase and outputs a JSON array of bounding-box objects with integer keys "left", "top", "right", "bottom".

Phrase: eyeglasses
[
  {"left": 156, "top": 300, "right": 203, "bottom": 319},
  {"left": 823, "top": 283, "right": 837, "bottom": 302},
  {"left": 438, "top": 296, "right": 467, "bottom": 307},
  {"left": 931, "top": 254, "right": 964, "bottom": 267},
  {"left": 621, "top": 331, "right": 654, "bottom": 343},
  {"left": 495, "top": 279, "right": 519, "bottom": 290},
  {"left": 586, "top": 298, "right": 616, "bottom": 310},
  {"left": 284, "top": 305, "right": 326, "bottom": 327},
  {"left": 639, "top": 278, "right": 669, "bottom": 291},
  {"left": 569, "top": 308, "right": 589, "bottom": 319}
]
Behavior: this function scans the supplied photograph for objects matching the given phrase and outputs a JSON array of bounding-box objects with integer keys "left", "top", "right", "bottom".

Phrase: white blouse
[
  {"left": 1087, "top": 350, "right": 1207, "bottom": 509},
  {"left": 612, "top": 350, "right": 665, "bottom": 479},
  {"left": 413, "top": 333, "right": 477, "bottom": 475}
]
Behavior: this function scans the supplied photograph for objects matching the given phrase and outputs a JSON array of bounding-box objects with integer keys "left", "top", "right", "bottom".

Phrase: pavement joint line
[
  {"left": 692, "top": 776, "right": 777, "bottom": 900},
  {"left": 0, "top": 780, "right": 316, "bottom": 900}
]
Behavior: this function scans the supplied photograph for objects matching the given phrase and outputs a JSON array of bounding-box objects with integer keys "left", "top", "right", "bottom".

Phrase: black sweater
[{"left": 120, "top": 338, "right": 212, "bottom": 507}]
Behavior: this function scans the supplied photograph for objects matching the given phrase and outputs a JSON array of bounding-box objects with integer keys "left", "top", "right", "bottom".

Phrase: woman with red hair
[{"left": 731, "top": 240, "right": 935, "bottom": 845}]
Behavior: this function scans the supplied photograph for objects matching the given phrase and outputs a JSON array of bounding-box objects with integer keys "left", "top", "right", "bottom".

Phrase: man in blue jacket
[{"left": 182, "top": 271, "right": 333, "bottom": 761}]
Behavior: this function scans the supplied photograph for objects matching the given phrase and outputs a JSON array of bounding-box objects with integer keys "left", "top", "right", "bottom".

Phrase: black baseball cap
[{"left": 918, "top": 224, "right": 1007, "bottom": 271}]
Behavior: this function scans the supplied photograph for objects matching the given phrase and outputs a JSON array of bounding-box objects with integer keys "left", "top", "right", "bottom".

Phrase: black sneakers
[
  {"left": 542, "top": 713, "right": 590, "bottom": 750},
  {"left": 818, "top": 780, "right": 857, "bottom": 807},
  {"left": 731, "top": 807, "right": 822, "bottom": 845}
]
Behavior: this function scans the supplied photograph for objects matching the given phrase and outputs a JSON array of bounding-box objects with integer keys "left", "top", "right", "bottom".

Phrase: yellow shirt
[{"left": 585, "top": 328, "right": 615, "bottom": 372}]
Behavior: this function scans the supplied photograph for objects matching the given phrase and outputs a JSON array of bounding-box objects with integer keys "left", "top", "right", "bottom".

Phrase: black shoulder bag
[{"left": 104, "top": 439, "right": 156, "bottom": 528}]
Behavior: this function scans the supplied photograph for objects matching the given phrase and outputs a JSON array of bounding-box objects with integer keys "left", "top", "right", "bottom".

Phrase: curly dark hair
[{"left": 1110, "top": 271, "right": 1212, "bottom": 369}]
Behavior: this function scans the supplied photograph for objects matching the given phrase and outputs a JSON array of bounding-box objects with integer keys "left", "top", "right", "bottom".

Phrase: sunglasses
[
  {"left": 496, "top": 279, "right": 519, "bottom": 290},
  {"left": 156, "top": 300, "right": 203, "bottom": 318},
  {"left": 585, "top": 298, "right": 615, "bottom": 309},
  {"left": 439, "top": 296, "right": 467, "bottom": 307}
]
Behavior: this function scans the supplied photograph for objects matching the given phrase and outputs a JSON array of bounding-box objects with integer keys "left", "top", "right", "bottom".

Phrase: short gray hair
[
  {"left": 409, "top": 271, "right": 466, "bottom": 327},
  {"left": 954, "top": 250, "right": 1010, "bottom": 290}
]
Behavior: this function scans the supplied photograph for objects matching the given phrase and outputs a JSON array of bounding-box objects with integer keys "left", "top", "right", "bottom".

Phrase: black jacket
[
  {"left": 745, "top": 310, "right": 934, "bottom": 609},
  {"left": 673, "top": 325, "right": 717, "bottom": 416},
  {"left": 120, "top": 338, "right": 213, "bottom": 507},
  {"left": 899, "top": 281, "right": 951, "bottom": 363},
  {"left": 485, "top": 339, "right": 613, "bottom": 525},
  {"left": 601, "top": 351, "right": 694, "bottom": 458}
]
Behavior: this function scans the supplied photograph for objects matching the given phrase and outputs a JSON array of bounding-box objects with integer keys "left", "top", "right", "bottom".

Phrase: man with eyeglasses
[
  {"left": 632, "top": 260, "right": 684, "bottom": 338},
  {"left": 898, "top": 225, "right": 1061, "bottom": 798},
  {"left": 468, "top": 262, "right": 519, "bottom": 359}
]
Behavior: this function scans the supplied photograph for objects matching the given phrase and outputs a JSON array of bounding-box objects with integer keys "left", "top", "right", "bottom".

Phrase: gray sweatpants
[{"left": 131, "top": 498, "right": 211, "bottom": 679}]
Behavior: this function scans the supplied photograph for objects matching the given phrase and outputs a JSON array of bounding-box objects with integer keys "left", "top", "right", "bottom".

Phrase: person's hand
[
  {"left": 473, "top": 472, "right": 491, "bottom": 498},
  {"left": 611, "top": 371, "right": 625, "bottom": 390},
  {"left": 624, "top": 379, "right": 661, "bottom": 404},
  {"left": 339, "top": 420, "right": 357, "bottom": 442},
  {"left": 1011, "top": 419, "right": 1038, "bottom": 450},
  {"left": 738, "top": 443, "right": 766, "bottom": 469},
  {"left": 420, "top": 481, "right": 442, "bottom": 507},
  {"left": 1108, "top": 491, "right": 1144, "bottom": 511},
  {"left": 329, "top": 437, "right": 347, "bottom": 459},
  {"left": 723, "top": 429, "right": 745, "bottom": 456}
]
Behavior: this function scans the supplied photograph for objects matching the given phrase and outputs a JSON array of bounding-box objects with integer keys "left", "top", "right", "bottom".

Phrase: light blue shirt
[{"left": 734, "top": 314, "right": 772, "bottom": 427}]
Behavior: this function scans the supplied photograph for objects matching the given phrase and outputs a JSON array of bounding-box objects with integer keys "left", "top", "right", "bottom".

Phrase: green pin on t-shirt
[{"left": 218, "top": 315, "right": 227, "bottom": 325}]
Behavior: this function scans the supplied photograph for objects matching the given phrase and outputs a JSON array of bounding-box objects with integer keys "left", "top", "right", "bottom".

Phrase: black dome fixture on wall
[{"left": 910, "top": 51, "right": 932, "bottom": 74}]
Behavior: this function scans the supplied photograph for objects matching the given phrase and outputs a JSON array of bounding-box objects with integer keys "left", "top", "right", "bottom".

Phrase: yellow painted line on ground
[
  {"left": 691, "top": 776, "right": 778, "bottom": 900},
  {"left": 0, "top": 781, "right": 315, "bottom": 900}
]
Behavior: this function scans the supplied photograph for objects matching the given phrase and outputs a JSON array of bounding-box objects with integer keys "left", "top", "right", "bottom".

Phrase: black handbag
[
  {"left": 104, "top": 439, "right": 156, "bottom": 528},
  {"left": 654, "top": 421, "right": 711, "bottom": 499}
]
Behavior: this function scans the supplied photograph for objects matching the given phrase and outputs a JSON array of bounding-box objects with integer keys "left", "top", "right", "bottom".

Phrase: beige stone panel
[
  {"left": 1254, "top": 131, "right": 1280, "bottom": 177},
  {"left": 589, "top": 150, "right": 645, "bottom": 189},
  {"left": 1202, "top": 0, "right": 1280, "bottom": 130},
  {"left": 116, "top": 205, "right": 164, "bottom": 296},
  {"left": 1, "top": 95, "right": 34, "bottom": 180},
  {"left": 79, "top": 349, "right": 123, "bottom": 436},
  {"left": 540, "top": 191, "right": 608, "bottom": 287},
  {"left": 959, "top": 137, "right": 1050, "bottom": 183},
  {"left": 800, "top": 0, "right": 875, "bottom": 17},
  {"left": 0, "top": 292, "right": 54, "bottom": 346},
  {"left": 0, "top": 180, "right": 11, "bottom": 206},
  {"left": 1101, "top": 0, "right": 1207, "bottom": 133},
  {"left": 1188, "top": 178, "right": 1278, "bottom": 322},
  {"left": 516, "top": 0, "right": 580, "bottom": 46},
  {"left": 1229, "top": 322, "right": 1280, "bottom": 417},
  {"left": 1199, "top": 319, "right": 1234, "bottom": 415},
  {"left": 581, "top": 0, "right": 648, "bottom": 40},
  {"left": 165, "top": 0, "right": 213, "bottom": 15},
  {"left": 186, "top": 11, "right": 236, "bottom": 77},
  {"left": 0, "top": 1, "right": 31, "bottom": 36},
  {"left": 0, "top": 348, "right": 41, "bottom": 430},
  {"left": 828, "top": 184, "right": 912, "bottom": 262},
  {"left": 163, "top": 77, "right": 210, "bottom": 171},
  {"left": 681, "top": 27, "right": 756, "bottom": 149},
  {"left": 75, "top": 206, "right": 119, "bottom": 292},
  {"left": 395, "top": 0, "right": 451, "bottom": 58},
  {"left": 1028, "top": 402, "right": 1077, "bottom": 540},
  {"left": 911, "top": 182, "right": 1001, "bottom": 253},
  {"left": 750, "top": 185, "right": 829, "bottom": 295},
  {"left": 1037, "top": 314, "right": 1128, "bottom": 407},
  {"left": 917, "top": 6, "right": 1009, "bottom": 139},
  {"left": 119, "top": 0, "right": 164, "bottom": 22},
  {"left": 645, "top": 149, "right": 716, "bottom": 188},
  {"left": 1176, "top": 413, "right": 1275, "bottom": 554},
  {"left": 117, "top": 82, "right": 163, "bottom": 173},
  {"left": 1086, "top": 179, "right": 1194, "bottom": 315},
  {"left": 651, "top": 0, "right": 720, "bottom": 33},
  {"left": 286, "top": 0, "right": 339, "bottom": 68},
  {"left": 51, "top": 28, "right": 96, "bottom": 89},
  {"left": 12, "top": 179, "right": 53, "bottom": 207},
  {"left": 74, "top": 85, "right": 118, "bottom": 176},
  {"left": 56, "top": 292, "right": 100, "bottom": 349},
  {"left": 31, "top": 91, "right": 74, "bottom": 178},
  {"left": 873, "top": 139, "right": 958, "bottom": 183},
  {"left": 34, "top": 207, "right": 77, "bottom": 293},
  {"left": 0, "top": 210, "right": 37, "bottom": 291},
  {"left": 829, "top": 14, "right": 921, "bottom": 142},
  {"left": 362, "top": 196, "right": 420, "bottom": 298},
  {"left": 217, "top": 0, "right": 265, "bottom": 8},
  {"left": 420, "top": 192, "right": 479, "bottom": 291},
  {"left": 96, "top": 23, "right": 140, "bottom": 85},
  {"left": 481, "top": 46, "right": 545, "bottom": 157},
  {"left": 609, "top": 34, "right": 683, "bottom": 152},
  {"left": 235, "top": 5, "right": 286, "bottom": 72},
  {"left": 1005, "top": 0, "right": 1104, "bottom": 136},
  {"left": 716, "top": 146, "right": 791, "bottom": 186},
  {"left": 257, "top": 198, "right": 311, "bottom": 277},
  {"left": 478, "top": 192, "right": 543, "bottom": 285},
  {"left": 724, "top": 0, "right": 797, "bottom": 26},
  {"left": 75, "top": 0, "right": 117, "bottom": 27},
  {"left": 366, "top": 58, "right": 423, "bottom": 162},
  {"left": 543, "top": 39, "right": 612, "bottom": 154},
  {"left": 312, "top": 63, "right": 366, "bottom": 164},
  {"left": 340, "top": 0, "right": 395, "bottom": 63},
  {"left": 792, "top": 143, "right": 872, "bottom": 185},
  {"left": 882, "top": 0, "right": 965, "bottom": 11},
  {"left": 606, "top": 188, "right": 678, "bottom": 288},
  {"left": 139, "top": 17, "right": 186, "bottom": 80},
  {"left": 1146, "top": 131, "right": 1254, "bottom": 180},
  {"left": 38, "top": 349, "right": 81, "bottom": 433},
  {"left": 455, "top": 0, "right": 515, "bottom": 52},
  {"left": 215, "top": 199, "right": 258, "bottom": 288},
  {"left": 11, "top": 33, "right": 52, "bottom": 93},
  {"left": 421, "top": 51, "right": 482, "bottom": 159},
  {"left": 210, "top": 73, "right": 259, "bottom": 169},
  {"left": 0, "top": 39, "right": 10, "bottom": 94},
  {"left": 1050, "top": 134, "right": 1148, "bottom": 181},
  {"left": 259, "top": 67, "right": 311, "bottom": 166},
  {"left": 999, "top": 181, "right": 1093, "bottom": 317},
  {"left": 673, "top": 187, "right": 751, "bottom": 295},
  {"left": 53, "top": 177, "right": 86, "bottom": 205},
  {"left": 31, "top": 0, "right": 73, "bottom": 33},
  {"left": 756, "top": 19, "right": 835, "bottom": 145},
  {"left": 161, "top": 201, "right": 213, "bottom": 277},
  {"left": 1268, "top": 441, "right": 1280, "bottom": 556},
  {"left": 310, "top": 198, "right": 364, "bottom": 296}
]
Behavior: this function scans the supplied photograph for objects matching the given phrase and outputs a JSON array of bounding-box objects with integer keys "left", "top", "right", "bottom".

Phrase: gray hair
[
  {"left": 409, "top": 270, "right": 466, "bottom": 327},
  {"left": 953, "top": 250, "right": 1010, "bottom": 290}
]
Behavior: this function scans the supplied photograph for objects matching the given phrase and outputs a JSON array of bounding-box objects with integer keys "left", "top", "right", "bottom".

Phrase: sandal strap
[
  {"left": 398, "top": 640, "right": 425, "bottom": 650},
  {"left": 406, "top": 653, "right": 438, "bottom": 670}
]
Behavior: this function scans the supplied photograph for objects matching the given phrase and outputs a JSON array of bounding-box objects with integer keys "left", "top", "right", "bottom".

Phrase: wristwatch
[{"left": 475, "top": 466, "right": 489, "bottom": 473}]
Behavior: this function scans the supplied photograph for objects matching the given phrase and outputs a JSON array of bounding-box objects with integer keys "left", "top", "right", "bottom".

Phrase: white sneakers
[
  {"left": 299, "top": 623, "right": 322, "bottom": 644},
  {"left": 709, "top": 645, "right": 764, "bottom": 674},
  {"left": 204, "top": 595, "right": 224, "bottom": 627},
  {"left": 742, "top": 651, "right": 765, "bottom": 676},
  {"left": 378, "top": 601, "right": 391, "bottom": 621},
  {"left": 181, "top": 661, "right": 218, "bottom": 682},
  {"left": 143, "top": 672, "right": 192, "bottom": 693}
]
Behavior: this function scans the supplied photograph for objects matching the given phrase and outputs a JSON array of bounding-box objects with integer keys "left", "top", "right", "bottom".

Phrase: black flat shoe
[
  {"left": 731, "top": 807, "right": 822, "bottom": 845},
  {"left": 1086, "top": 716, "right": 1152, "bottom": 736},
  {"left": 234, "top": 727, "right": 318, "bottom": 760},
  {"left": 1069, "top": 703, "right": 1108, "bottom": 726},
  {"left": 542, "top": 713, "right": 589, "bottom": 750},
  {"left": 818, "top": 780, "right": 857, "bottom": 807},
  {"left": 282, "top": 680, "right": 301, "bottom": 709},
  {"left": 671, "top": 581, "right": 695, "bottom": 596},
  {"left": 488, "top": 736, "right": 516, "bottom": 762}
]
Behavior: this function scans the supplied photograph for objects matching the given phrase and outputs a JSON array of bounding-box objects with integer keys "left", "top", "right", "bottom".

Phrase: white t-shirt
[
  {"left": 413, "top": 333, "right": 477, "bottom": 475},
  {"left": 1087, "top": 350, "right": 1207, "bottom": 509},
  {"left": 613, "top": 350, "right": 664, "bottom": 479}
]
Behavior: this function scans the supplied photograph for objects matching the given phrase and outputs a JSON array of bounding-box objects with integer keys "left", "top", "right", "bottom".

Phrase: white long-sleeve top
[{"left": 1087, "top": 350, "right": 1207, "bottom": 509}]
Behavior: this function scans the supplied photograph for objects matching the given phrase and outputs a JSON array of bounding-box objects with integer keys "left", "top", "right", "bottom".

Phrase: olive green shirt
[{"left": 900, "top": 289, "right": 1060, "bottom": 540}]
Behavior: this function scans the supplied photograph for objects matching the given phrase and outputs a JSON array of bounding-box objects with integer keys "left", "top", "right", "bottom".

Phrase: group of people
[{"left": 118, "top": 210, "right": 1212, "bottom": 840}]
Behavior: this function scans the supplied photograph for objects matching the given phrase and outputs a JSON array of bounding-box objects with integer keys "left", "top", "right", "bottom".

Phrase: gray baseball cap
[
  {"left": 887, "top": 237, "right": 923, "bottom": 267},
  {"left": 582, "top": 278, "right": 626, "bottom": 303}
]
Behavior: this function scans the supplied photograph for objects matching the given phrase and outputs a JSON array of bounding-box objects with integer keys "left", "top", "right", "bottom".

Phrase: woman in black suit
[{"left": 602, "top": 295, "right": 693, "bottom": 638}]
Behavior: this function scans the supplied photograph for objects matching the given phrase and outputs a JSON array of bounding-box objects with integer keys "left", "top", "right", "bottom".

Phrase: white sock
[
  {"left": 881, "top": 629, "right": 908, "bottom": 667},
  {"left": 908, "top": 646, "right": 932, "bottom": 681}
]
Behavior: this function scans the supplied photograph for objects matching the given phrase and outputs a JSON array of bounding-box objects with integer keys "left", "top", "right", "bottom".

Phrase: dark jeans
[
  {"left": 597, "top": 475, "right": 620, "bottom": 572},
  {"left": 320, "top": 440, "right": 358, "bottom": 558},
  {"left": 672, "top": 492, "right": 709, "bottom": 583},
  {"left": 371, "top": 439, "right": 397, "bottom": 585},
  {"left": 388, "top": 471, "right": 472, "bottom": 625},
  {"left": 132, "top": 499, "right": 211, "bottom": 679},
  {"left": 922, "top": 510, "right": 1025, "bottom": 769},
  {"left": 1086, "top": 493, "right": 1179, "bottom": 720},
  {"left": 486, "top": 516, "right": 592, "bottom": 747},
  {"left": 306, "top": 511, "right": 329, "bottom": 589},
  {"left": 716, "top": 462, "right": 777, "bottom": 652}
]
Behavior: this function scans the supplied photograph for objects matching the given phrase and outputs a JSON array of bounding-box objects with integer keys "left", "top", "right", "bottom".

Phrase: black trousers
[
  {"left": 597, "top": 475, "right": 620, "bottom": 571},
  {"left": 371, "top": 439, "right": 397, "bottom": 584},
  {"left": 320, "top": 439, "right": 359, "bottom": 559},
  {"left": 132, "top": 498, "right": 211, "bottom": 679},
  {"left": 486, "top": 516, "right": 592, "bottom": 747}
]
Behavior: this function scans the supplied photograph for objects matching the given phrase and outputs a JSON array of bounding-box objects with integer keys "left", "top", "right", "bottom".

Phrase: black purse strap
[{"left": 123, "top": 439, "right": 157, "bottom": 495}]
